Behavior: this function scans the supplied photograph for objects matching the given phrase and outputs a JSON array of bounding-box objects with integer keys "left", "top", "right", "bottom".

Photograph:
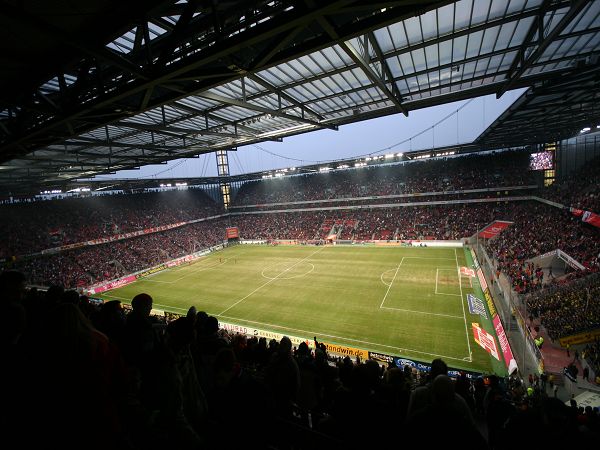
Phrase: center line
[
  {"left": 379, "top": 257, "right": 404, "bottom": 309},
  {"left": 217, "top": 246, "right": 325, "bottom": 316}
]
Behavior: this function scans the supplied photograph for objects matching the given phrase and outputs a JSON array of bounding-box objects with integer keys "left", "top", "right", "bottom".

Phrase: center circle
[
  {"left": 380, "top": 269, "right": 397, "bottom": 286},
  {"left": 262, "top": 262, "right": 315, "bottom": 280}
]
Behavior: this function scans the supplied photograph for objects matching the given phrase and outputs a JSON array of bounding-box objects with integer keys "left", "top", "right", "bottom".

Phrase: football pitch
[{"left": 98, "top": 244, "right": 501, "bottom": 374}]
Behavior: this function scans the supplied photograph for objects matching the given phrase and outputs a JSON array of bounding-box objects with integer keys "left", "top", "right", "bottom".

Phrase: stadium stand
[
  {"left": 0, "top": 189, "right": 221, "bottom": 258},
  {"left": 1, "top": 280, "right": 598, "bottom": 448},
  {"left": 3, "top": 1, "right": 600, "bottom": 447},
  {"left": 526, "top": 273, "right": 600, "bottom": 340},
  {"left": 233, "top": 151, "right": 537, "bottom": 207}
]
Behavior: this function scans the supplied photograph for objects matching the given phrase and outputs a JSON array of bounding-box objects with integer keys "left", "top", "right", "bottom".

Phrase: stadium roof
[
  {"left": 476, "top": 63, "right": 600, "bottom": 148},
  {"left": 1, "top": 0, "right": 599, "bottom": 194}
]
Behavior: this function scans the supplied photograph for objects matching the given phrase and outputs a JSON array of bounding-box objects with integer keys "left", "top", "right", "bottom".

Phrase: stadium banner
[
  {"left": 483, "top": 288, "right": 497, "bottom": 318},
  {"left": 559, "top": 328, "right": 600, "bottom": 346},
  {"left": 272, "top": 240, "right": 300, "bottom": 245},
  {"left": 226, "top": 227, "right": 239, "bottom": 239},
  {"left": 460, "top": 266, "right": 476, "bottom": 277},
  {"left": 231, "top": 196, "right": 534, "bottom": 216},
  {"left": 323, "top": 343, "right": 369, "bottom": 360},
  {"left": 218, "top": 320, "right": 314, "bottom": 349},
  {"left": 472, "top": 322, "right": 500, "bottom": 360},
  {"left": 368, "top": 351, "right": 395, "bottom": 364},
  {"left": 166, "top": 255, "right": 194, "bottom": 267},
  {"left": 394, "top": 357, "right": 417, "bottom": 370},
  {"left": 88, "top": 275, "right": 136, "bottom": 294},
  {"left": 392, "top": 357, "right": 479, "bottom": 379},
  {"left": 405, "top": 240, "right": 463, "bottom": 248},
  {"left": 493, "top": 315, "right": 515, "bottom": 368},
  {"left": 470, "top": 248, "right": 480, "bottom": 269},
  {"left": 476, "top": 268, "right": 488, "bottom": 292},
  {"left": 40, "top": 241, "right": 87, "bottom": 255},
  {"left": 85, "top": 243, "right": 224, "bottom": 294},
  {"left": 478, "top": 220, "right": 513, "bottom": 239},
  {"left": 230, "top": 185, "right": 539, "bottom": 209},
  {"left": 41, "top": 222, "right": 187, "bottom": 255},
  {"left": 467, "top": 294, "right": 488, "bottom": 319},
  {"left": 240, "top": 239, "right": 267, "bottom": 244},
  {"left": 34, "top": 214, "right": 228, "bottom": 258},
  {"left": 136, "top": 264, "right": 168, "bottom": 279},
  {"left": 374, "top": 241, "right": 403, "bottom": 246},
  {"left": 571, "top": 208, "right": 600, "bottom": 229}
]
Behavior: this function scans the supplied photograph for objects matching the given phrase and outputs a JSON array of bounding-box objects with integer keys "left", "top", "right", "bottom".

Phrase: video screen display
[{"left": 529, "top": 151, "right": 553, "bottom": 170}]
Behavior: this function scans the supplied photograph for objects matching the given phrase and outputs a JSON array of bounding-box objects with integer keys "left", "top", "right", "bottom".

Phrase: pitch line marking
[
  {"left": 380, "top": 306, "right": 463, "bottom": 319},
  {"left": 401, "top": 256, "right": 457, "bottom": 260},
  {"left": 380, "top": 269, "right": 397, "bottom": 287},
  {"left": 218, "top": 313, "right": 472, "bottom": 363},
  {"left": 456, "top": 248, "right": 473, "bottom": 360},
  {"left": 99, "top": 297, "right": 472, "bottom": 363},
  {"left": 379, "top": 257, "right": 404, "bottom": 309},
  {"left": 142, "top": 259, "right": 228, "bottom": 283},
  {"left": 171, "top": 258, "right": 229, "bottom": 282},
  {"left": 261, "top": 262, "right": 315, "bottom": 280},
  {"left": 140, "top": 247, "right": 247, "bottom": 284},
  {"left": 217, "top": 246, "right": 326, "bottom": 316}
]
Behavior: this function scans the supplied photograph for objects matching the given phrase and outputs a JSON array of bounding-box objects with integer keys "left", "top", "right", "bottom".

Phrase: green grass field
[{"left": 98, "top": 244, "right": 500, "bottom": 374}]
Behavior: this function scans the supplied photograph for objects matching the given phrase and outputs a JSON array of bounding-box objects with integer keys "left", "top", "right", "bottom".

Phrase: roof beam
[
  {"left": 500, "top": 0, "right": 551, "bottom": 91},
  {"left": 196, "top": 91, "right": 336, "bottom": 130},
  {"left": 246, "top": 73, "right": 325, "bottom": 121},
  {"left": 114, "top": 120, "right": 251, "bottom": 138},
  {"left": 62, "top": 138, "right": 185, "bottom": 152},
  {"left": 317, "top": 16, "right": 408, "bottom": 116},
  {"left": 497, "top": 0, "right": 591, "bottom": 98},
  {"left": 367, "top": 31, "right": 405, "bottom": 104}
]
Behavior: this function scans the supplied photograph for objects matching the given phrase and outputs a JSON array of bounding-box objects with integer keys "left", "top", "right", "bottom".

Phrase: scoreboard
[{"left": 226, "top": 227, "right": 239, "bottom": 239}]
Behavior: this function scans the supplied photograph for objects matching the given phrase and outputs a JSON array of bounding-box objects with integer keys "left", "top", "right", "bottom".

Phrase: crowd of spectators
[
  {"left": 540, "top": 156, "right": 600, "bottom": 213},
  {"left": 1, "top": 273, "right": 597, "bottom": 448},
  {"left": 232, "top": 203, "right": 501, "bottom": 242},
  {"left": 233, "top": 151, "right": 537, "bottom": 206},
  {"left": 231, "top": 188, "right": 534, "bottom": 212},
  {"left": 16, "top": 219, "right": 228, "bottom": 288},
  {"left": 14, "top": 197, "right": 597, "bottom": 292},
  {"left": 582, "top": 339, "right": 600, "bottom": 383},
  {"left": 526, "top": 273, "right": 600, "bottom": 340},
  {"left": 485, "top": 203, "right": 600, "bottom": 294},
  {"left": 0, "top": 189, "right": 222, "bottom": 257},
  {"left": 3, "top": 149, "right": 599, "bottom": 366}
]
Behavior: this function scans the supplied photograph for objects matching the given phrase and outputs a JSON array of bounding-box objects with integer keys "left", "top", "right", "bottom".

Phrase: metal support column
[{"left": 215, "top": 149, "right": 231, "bottom": 210}]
